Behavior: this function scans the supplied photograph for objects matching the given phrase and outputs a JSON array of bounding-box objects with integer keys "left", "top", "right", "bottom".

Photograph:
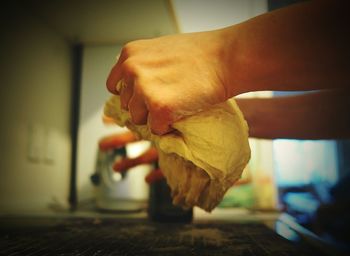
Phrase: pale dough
[{"left": 104, "top": 96, "right": 251, "bottom": 212}]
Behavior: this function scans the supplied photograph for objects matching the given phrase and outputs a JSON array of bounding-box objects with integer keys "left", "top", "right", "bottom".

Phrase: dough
[{"left": 104, "top": 96, "right": 251, "bottom": 212}]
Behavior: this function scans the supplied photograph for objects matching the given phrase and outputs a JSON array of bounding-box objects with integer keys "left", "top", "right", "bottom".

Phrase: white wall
[
  {"left": 77, "top": 45, "right": 126, "bottom": 202},
  {"left": 172, "top": 0, "right": 267, "bottom": 32},
  {"left": 77, "top": 46, "right": 151, "bottom": 204},
  {"left": 0, "top": 3, "right": 72, "bottom": 213}
]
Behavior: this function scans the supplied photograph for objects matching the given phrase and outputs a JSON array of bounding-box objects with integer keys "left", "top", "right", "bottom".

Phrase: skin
[
  {"left": 106, "top": 0, "right": 350, "bottom": 136},
  {"left": 236, "top": 90, "right": 350, "bottom": 140},
  {"left": 106, "top": 30, "right": 227, "bottom": 135}
]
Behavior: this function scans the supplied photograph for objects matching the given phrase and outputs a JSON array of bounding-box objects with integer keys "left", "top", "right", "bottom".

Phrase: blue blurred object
[{"left": 283, "top": 192, "right": 320, "bottom": 215}]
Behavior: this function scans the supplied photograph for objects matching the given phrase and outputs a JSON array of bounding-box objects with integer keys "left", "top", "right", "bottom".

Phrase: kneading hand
[{"left": 106, "top": 31, "right": 230, "bottom": 135}]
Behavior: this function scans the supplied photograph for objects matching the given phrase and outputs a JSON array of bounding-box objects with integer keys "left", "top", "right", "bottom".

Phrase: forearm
[
  {"left": 221, "top": 0, "right": 350, "bottom": 96},
  {"left": 236, "top": 90, "right": 350, "bottom": 139}
]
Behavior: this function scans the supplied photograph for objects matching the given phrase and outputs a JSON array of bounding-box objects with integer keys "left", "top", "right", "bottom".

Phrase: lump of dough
[{"left": 104, "top": 96, "right": 251, "bottom": 212}]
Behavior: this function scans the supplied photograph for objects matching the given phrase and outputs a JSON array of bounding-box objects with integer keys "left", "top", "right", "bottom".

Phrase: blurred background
[{"left": 0, "top": 0, "right": 349, "bottom": 253}]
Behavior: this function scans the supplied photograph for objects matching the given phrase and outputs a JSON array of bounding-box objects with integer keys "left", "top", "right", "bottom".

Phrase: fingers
[
  {"left": 107, "top": 50, "right": 150, "bottom": 125},
  {"left": 148, "top": 106, "right": 174, "bottom": 135},
  {"left": 118, "top": 79, "right": 149, "bottom": 125},
  {"left": 120, "top": 80, "right": 134, "bottom": 110},
  {"left": 149, "top": 116, "right": 172, "bottom": 135},
  {"left": 106, "top": 42, "right": 140, "bottom": 94},
  {"left": 129, "top": 86, "right": 148, "bottom": 125},
  {"left": 106, "top": 52, "right": 127, "bottom": 94},
  {"left": 106, "top": 45, "right": 175, "bottom": 134},
  {"left": 106, "top": 64, "right": 121, "bottom": 94},
  {"left": 119, "top": 82, "right": 175, "bottom": 133}
]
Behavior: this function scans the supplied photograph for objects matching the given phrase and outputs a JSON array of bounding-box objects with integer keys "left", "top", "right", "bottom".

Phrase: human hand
[
  {"left": 99, "top": 131, "right": 164, "bottom": 184},
  {"left": 106, "top": 30, "right": 230, "bottom": 135}
]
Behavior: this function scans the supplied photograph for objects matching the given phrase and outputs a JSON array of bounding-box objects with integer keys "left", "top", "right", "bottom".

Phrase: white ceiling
[{"left": 25, "top": 0, "right": 178, "bottom": 45}]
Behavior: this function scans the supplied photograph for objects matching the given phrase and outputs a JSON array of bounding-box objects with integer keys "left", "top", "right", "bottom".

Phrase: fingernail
[{"left": 116, "top": 80, "right": 126, "bottom": 94}]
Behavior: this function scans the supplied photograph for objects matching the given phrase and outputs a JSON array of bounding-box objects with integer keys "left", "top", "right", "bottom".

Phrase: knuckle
[
  {"left": 129, "top": 94, "right": 148, "bottom": 125},
  {"left": 122, "top": 58, "right": 143, "bottom": 78},
  {"left": 150, "top": 125, "right": 165, "bottom": 136},
  {"left": 148, "top": 103, "right": 173, "bottom": 135},
  {"left": 149, "top": 100, "right": 172, "bottom": 119},
  {"left": 133, "top": 77, "right": 148, "bottom": 94},
  {"left": 121, "top": 42, "right": 136, "bottom": 57},
  {"left": 121, "top": 59, "right": 135, "bottom": 73},
  {"left": 121, "top": 40, "right": 144, "bottom": 59}
]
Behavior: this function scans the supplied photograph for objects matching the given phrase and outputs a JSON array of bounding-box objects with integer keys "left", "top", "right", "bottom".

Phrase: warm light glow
[{"left": 126, "top": 140, "right": 152, "bottom": 158}]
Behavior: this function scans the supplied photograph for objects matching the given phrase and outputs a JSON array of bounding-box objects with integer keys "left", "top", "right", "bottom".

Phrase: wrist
[{"left": 218, "top": 25, "right": 252, "bottom": 98}]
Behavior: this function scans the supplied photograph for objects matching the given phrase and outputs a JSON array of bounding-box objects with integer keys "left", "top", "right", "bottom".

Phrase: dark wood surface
[{"left": 0, "top": 217, "right": 315, "bottom": 256}]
